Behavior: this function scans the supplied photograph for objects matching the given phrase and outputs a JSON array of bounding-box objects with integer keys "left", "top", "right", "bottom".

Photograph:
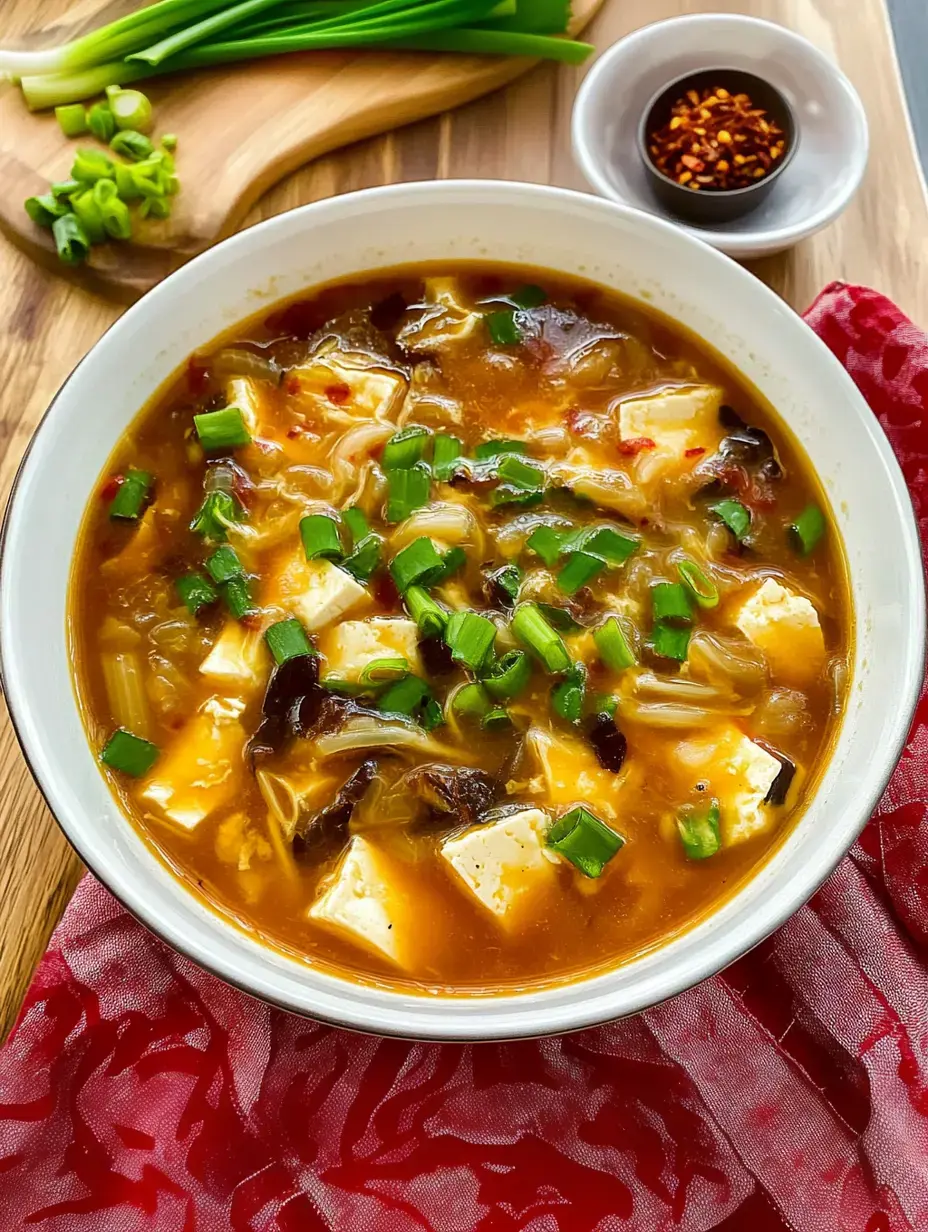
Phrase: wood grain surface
[
  {"left": 1, "top": 0, "right": 926, "bottom": 1040},
  {"left": 0, "top": 0, "right": 603, "bottom": 298}
]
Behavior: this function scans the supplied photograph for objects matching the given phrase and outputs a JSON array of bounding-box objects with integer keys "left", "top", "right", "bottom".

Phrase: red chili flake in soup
[
  {"left": 565, "top": 408, "right": 600, "bottom": 439},
  {"left": 284, "top": 375, "right": 302, "bottom": 396},
  {"left": 685, "top": 446, "right": 706, "bottom": 458},
  {"left": 100, "top": 474, "right": 122, "bottom": 502},
  {"left": 326, "top": 382, "right": 351, "bottom": 405},
  {"left": 619, "top": 437, "right": 656, "bottom": 456},
  {"left": 186, "top": 355, "right": 210, "bottom": 395}
]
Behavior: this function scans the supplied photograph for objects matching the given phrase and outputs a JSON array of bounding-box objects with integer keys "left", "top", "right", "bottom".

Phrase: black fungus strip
[
  {"left": 404, "top": 764, "right": 497, "bottom": 826},
  {"left": 293, "top": 759, "right": 379, "bottom": 855},
  {"left": 587, "top": 712, "right": 628, "bottom": 773},
  {"left": 763, "top": 749, "right": 797, "bottom": 806}
]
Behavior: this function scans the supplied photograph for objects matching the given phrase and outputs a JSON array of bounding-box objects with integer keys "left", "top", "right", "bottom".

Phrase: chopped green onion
[
  {"left": 551, "top": 662, "right": 586, "bottom": 724},
  {"left": 651, "top": 622, "right": 691, "bottom": 662},
  {"left": 432, "top": 433, "right": 463, "bottom": 481},
  {"left": 161, "top": 133, "right": 178, "bottom": 151},
  {"left": 109, "top": 468, "right": 152, "bottom": 520},
  {"left": 651, "top": 582, "right": 695, "bottom": 627},
  {"left": 100, "top": 728, "right": 159, "bottom": 778},
  {"left": 175, "top": 572, "right": 218, "bottom": 616},
  {"left": 433, "top": 545, "right": 467, "bottom": 583},
  {"left": 24, "top": 193, "right": 70, "bottom": 227},
  {"left": 537, "top": 603, "right": 580, "bottom": 633},
  {"left": 474, "top": 439, "right": 527, "bottom": 460},
  {"left": 206, "top": 545, "right": 244, "bottom": 584},
  {"left": 594, "top": 617, "right": 636, "bottom": 671},
  {"left": 482, "top": 706, "right": 511, "bottom": 730},
  {"left": 300, "top": 514, "right": 343, "bottom": 562},
  {"left": 382, "top": 425, "right": 430, "bottom": 471},
  {"left": 492, "top": 454, "right": 545, "bottom": 507},
  {"left": 789, "top": 503, "right": 826, "bottom": 556},
  {"left": 485, "top": 309, "right": 522, "bottom": 346},
  {"left": 51, "top": 213, "right": 90, "bottom": 264},
  {"left": 558, "top": 551, "right": 605, "bottom": 596},
  {"left": 342, "top": 506, "right": 369, "bottom": 546},
  {"left": 377, "top": 673, "right": 429, "bottom": 718},
  {"left": 390, "top": 536, "right": 444, "bottom": 592},
  {"left": 109, "top": 88, "right": 153, "bottom": 133},
  {"left": 190, "top": 490, "right": 244, "bottom": 542},
  {"left": 385, "top": 462, "right": 430, "bottom": 523},
  {"left": 50, "top": 179, "right": 81, "bottom": 199},
  {"left": 511, "top": 602, "right": 571, "bottom": 674},
  {"left": 452, "top": 682, "right": 491, "bottom": 718},
  {"left": 487, "top": 563, "right": 521, "bottom": 607},
  {"left": 71, "top": 147, "right": 114, "bottom": 183},
  {"left": 87, "top": 101, "right": 115, "bottom": 141},
  {"left": 341, "top": 534, "right": 382, "bottom": 582},
  {"left": 444, "top": 610, "right": 466, "bottom": 647},
  {"left": 711, "top": 499, "right": 751, "bottom": 542},
  {"left": 405, "top": 585, "right": 448, "bottom": 637},
  {"left": 677, "top": 800, "right": 721, "bottom": 860},
  {"left": 482, "top": 649, "right": 531, "bottom": 700},
  {"left": 139, "top": 196, "right": 172, "bottom": 220},
  {"left": 93, "top": 178, "right": 132, "bottom": 239},
  {"left": 360, "top": 656, "right": 409, "bottom": 686},
  {"left": 581, "top": 526, "right": 639, "bottom": 565},
  {"left": 677, "top": 559, "right": 720, "bottom": 608},
  {"left": 447, "top": 611, "right": 497, "bottom": 671},
  {"left": 56, "top": 102, "right": 88, "bottom": 136},
  {"left": 194, "top": 406, "right": 251, "bottom": 451},
  {"left": 547, "top": 805, "right": 624, "bottom": 878},
  {"left": 421, "top": 696, "right": 444, "bottom": 731},
  {"left": 111, "top": 129, "right": 155, "bottom": 161},
  {"left": 508, "top": 284, "right": 547, "bottom": 309},
  {"left": 593, "top": 693, "right": 619, "bottom": 719},
  {"left": 222, "top": 574, "right": 254, "bottom": 621},
  {"left": 265, "top": 618, "right": 312, "bottom": 665},
  {"left": 526, "top": 525, "right": 563, "bottom": 567},
  {"left": 71, "top": 189, "right": 106, "bottom": 243}
]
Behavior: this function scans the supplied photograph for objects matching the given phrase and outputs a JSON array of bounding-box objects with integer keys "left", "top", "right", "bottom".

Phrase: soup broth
[{"left": 71, "top": 265, "right": 850, "bottom": 992}]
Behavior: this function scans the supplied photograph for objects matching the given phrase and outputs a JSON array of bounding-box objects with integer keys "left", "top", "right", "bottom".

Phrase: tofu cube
[
  {"left": 317, "top": 618, "right": 422, "bottom": 684},
  {"left": 397, "top": 278, "right": 482, "bottom": 352},
  {"left": 294, "top": 354, "right": 406, "bottom": 420},
  {"left": 441, "top": 808, "right": 557, "bottom": 926},
  {"left": 200, "top": 621, "right": 269, "bottom": 692},
  {"left": 264, "top": 551, "right": 369, "bottom": 632},
  {"left": 675, "top": 724, "right": 783, "bottom": 845},
  {"left": 309, "top": 837, "right": 409, "bottom": 968},
  {"left": 526, "top": 727, "right": 622, "bottom": 817},
  {"left": 618, "top": 385, "right": 724, "bottom": 481},
  {"left": 141, "top": 697, "right": 246, "bottom": 830},
  {"left": 733, "top": 578, "right": 825, "bottom": 687}
]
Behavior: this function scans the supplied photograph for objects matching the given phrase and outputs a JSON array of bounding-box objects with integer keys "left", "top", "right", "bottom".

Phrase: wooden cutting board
[{"left": 0, "top": 0, "right": 603, "bottom": 300}]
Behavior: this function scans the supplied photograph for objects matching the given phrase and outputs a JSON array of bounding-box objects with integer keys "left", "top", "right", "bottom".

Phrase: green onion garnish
[
  {"left": 447, "top": 611, "right": 497, "bottom": 671},
  {"left": 788, "top": 503, "right": 826, "bottom": 556},
  {"left": 101, "top": 728, "right": 159, "bottom": 777},
  {"left": 24, "top": 192, "right": 73, "bottom": 227},
  {"left": 109, "top": 468, "right": 152, "bottom": 520},
  {"left": 382, "top": 426, "right": 430, "bottom": 471},
  {"left": 360, "top": 657, "right": 409, "bottom": 686},
  {"left": 109, "top": 88, "right": 153, "bottom": 133},
  {"left": 422, "top": 696, "right": 444, "bottom": 731},
  {"left": 265, "top": 618, "right": 312, "bottom": 665},
  {"left": 222, "top": 574, "right": 254, "bottom": 621},
  {"left": 111, "top": 129, "right": 155, "bottom": 161},
  {"left": 385, "top": 462, "right": 431, "bottom": 523},
  {"left": 405, "top": 585, "right": 448, "bottom": 637},
  {"left": 93, "top": 178, "right": 132, "bottom": 239},
  {"left": 580, "top": 526, "right": 639, "bottom": 565},
  {"left": 300, "top": 514, "right": 343, "bottom": 562},
  {"left": 492, "top": 454, "right": 545, "bottom": 507},
  {"left": 206, "top": 544, "right": 245, "bottom": 585},
  {"left": 537, "top": 603, "right": 581, "bottom": 633},
  {"left": 452, "top": 682, "right": 492, "bottom": 718},
  {"left": 485, "top": 309, "right": 522, "bottom": 346},
  {"left": 50, "top": 179, "right": 81, "bottom": 199},
  {"left": 161, "top": 133, "right": 178, "bottom": 151},
  {"left": 594, "top": 617, "right": 636, "bottom": 671},
  {"left": 190, "top": 491, "right": 244, "bottom": 542},
  {"left": 487, "top": 563, "right": 521, "bottom": 607},
  {"left": 526, "top": 526, "right": 564, "bottom": 567},
  {"left": 650, "top": 622, "right": 691, "bottom": 662},
  {"left": 650, "top": 582, "right": 695, "bottom": 627},
  {"left": 390, "top": 536, "right": 444, "bottom": 592},
  {"left": 175, "top": 571, "right": 218, "bottom": 616},
  {"left": 342, "top": 505, "right": 369, "bottom": 546},
  {"left": 508, "top": 284, "right": 547, "bottom": 309},
  {"left": 558, "top": 551, "right": 605, "bottom": 596},
  {"left": 194, "top": 406, "right": 251, "bottom": 452},
  {"left": 551, "top": 662, "right": 586, "bottom": 725},
  {"left": 51, "top": 213, "right": 90, "bottom": 264},
  {"left": 677, "top": 559, "right": 720, "bottom": 608},
  {"left": 71, "top": 147, "right": 114, "bottom": 183},
  {"left": 71, "top": 188, "right": 106, "bottom": 243},
  {"left": 593, "top": 693, "right": 619, "bottom": 719},
  {"left": 377, "top": 674, "right": 430, "bottom": 719},
  {"left": 711, "top": 499, "right": 752, "bottom": 542},
  {"left": 432, "top": 434, "right": 463, "bottom": 481},
  {"left": 677, "top": 800, "right": 721, "bottom": 860},
  {"left": 474, "top": 439, "right": 527, "bottom": 460},
  {"left": 341, "top": 534, "right": 382, "bottom": 582},
  {"left": 482, "top": 707, "right": 511, "bottom": 730},
  {"left": 511, "top": 602, "right": 571, "bottom": 674},
  {"left": 87, "top": 101, "right": 115, "bottom": 141},
  {"left": 433, "top": 545, "right": 467, "bottom": 584},
  {"left": 547, "top": 805, "right": 625, "bottom": 878},
  {"left": 482, "top": 649, "right": 531, "bottom": 700},
  {"left": 56, "top": 102, "right": 88, "bottom": 136}
]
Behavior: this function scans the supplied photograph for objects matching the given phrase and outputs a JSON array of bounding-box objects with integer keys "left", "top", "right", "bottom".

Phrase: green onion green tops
[
  {"left": 452, "top": 682, "right": 492, "bottom": 718},
  {"left": 482, "top": 650, "right": 531, "bottom": 700},
  {"left": 56, "top": 103, "right": 89, "bottom": 136},
  {"left": 341, "top": 534, "right": 382, "bottom": 583},
  {"left": 482, "top": 706, "right": 511, "bottom": 730},
  {"left": 88, "top": 101, "right": 115, "bottom": 141},
  {"left": 111, "top": 129, "right": 155, "bottom": 161},
  {"left": 650, "top": 622, "right": 691, "bottom": 663},
  {"left": 789, "top": 503, "right": 826, "bottom": 556},
  {"left": 109, "top": 469, "right": 152, "bottom": 520},
  {"left": 650, "top": 582, "right": 695, "bottom": 626},
  {"left": 594, "top": 617, "right": 636, "bottom": 671},
  {"left": 485, "top": 309, "right": 522, "bottom": 346},
  {"left": 475, "top": 439, "right": 527, "bottom": 460},
  {"left": 265, "top": 618, "right": 312, "bottom": 665},
  {"left": 547, "top": 806, "right": 625, "bottom": 878},
  {"left": 175, "top": 571, "right": 218, "bottom": 616},
  {"left": 711, "top": 498, "right": 751, "bottom": 542},
  {"left": 432, "top": 434, "right": 463, "bottom": 481},
  {"left": 206, "top": 544, "right": 245, "bottom": 584},
  {"left": 382, "top": 426, "right": 429, "bottom": 471},
  {"left": 526, "top": 525, "right": 563, "bottom": 567},
  {"left": 222, "top": 575, "right": 254, "bottom": 621},
  {"left": 492, "top": 454, "right": 545, "bottom": 507},
  {"left": 190, "top": 491, "right": 244, "bottom": 542},
  {"left": 405, "top": 585, "right": 448, "bottom": 637},
  {"left": 300, "top": 514, "right": 343, "bottom": 562},
  {"left": 558, "top": 550, "right": 604, "bottom": 596},
  {"left": 506, "top": 284, "right": 547, "bottom": 309},
  {"left": 360, "top": 657, "right": 409, "bottom": 686},
  {"left": 447, "top": 611, "right": 497, "bottom": 672},
  {"left": 677, "top": 800, "right": 721, "bottom": 860},
  {"left": 677, "top": 559, "right": 720, "bottom": 608},
  {"left": 101, "top": 728, "right": 159, "bottom": 777},
  {"left": 72, "top": 148, "right": 115, "bottom": 183},
  {"left": 551, "top": 662, "right": 586, "bottom": 724},
  {"left": 194, "top": 406, "right": 251, "bottom": 451},
  {"left": 511, "top": 602, "right": 571, "bottom": 674},
  {"left": 377, "top": 674, "right": 430, "bottom": 719},
  {"left": 390, "top": 537, "right": 444, "bottom": 592},
  {"left": 385, "top": 463, "right": 430, "bottom": 523},
  {"left": 342, "top": 506, "right": 369, "bottom": 545},
  {"left": 52, "top": 213, "right": 90, "bottom": 265}
]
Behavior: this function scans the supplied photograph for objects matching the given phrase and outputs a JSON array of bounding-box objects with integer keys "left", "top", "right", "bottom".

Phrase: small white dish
[{"left": 572, "top": 14, "right": 870, "bottom": 260}]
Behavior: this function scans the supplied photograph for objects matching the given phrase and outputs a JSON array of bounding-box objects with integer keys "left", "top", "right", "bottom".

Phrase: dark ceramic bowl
[{"left": 637, "top": 67, "right": 798, "bottom": 226}]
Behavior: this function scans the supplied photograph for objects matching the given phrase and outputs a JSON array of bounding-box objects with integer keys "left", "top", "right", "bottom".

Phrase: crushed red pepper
[{"left": 648, "top": 85, "right": 788, "bottom": 192}]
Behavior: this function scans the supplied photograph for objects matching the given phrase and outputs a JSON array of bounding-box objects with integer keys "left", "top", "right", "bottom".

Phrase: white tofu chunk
[
  {"left": 676, "top": 725, "right": 782, "bottom": 845},
  {"left": 264, "top": 551, "right": 369, "bottom": 632},
  {"left": 397, "top": 278, "right": 482, "bottom": 352},
  {"left": 618, "top": 385, "right": 724, "bottom": 482},
  {"left": 525, "top": 728, "right": 621, "bottom": 817},
  {"left": 733, "top": 577, "right": 826, "bottom": 687},
  {"left": 309, "top": 837, "right": 409, "bottom": 968},
  {"left": 317, "top": 618, "right": 422, "bottom": 684},
  {"left": 141, "top": 697, "right": 246, "bottom": 830},
  {"left": 441, "top": 808, "right": 557, "bottom": 926},
  {"left": 294, "top": 354, "right": 406, "bottom": 420},
  {"left": 226, "top": 377, "right": 266, "bottom": 436},
  {"left": 199, "top": 622, "right": 268, "bottom": 691}
]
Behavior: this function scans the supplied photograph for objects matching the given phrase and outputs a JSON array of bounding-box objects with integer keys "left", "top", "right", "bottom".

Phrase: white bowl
[
  {"left": 1, "top": 181, "right": 922, "bottom": 1040},
  {"left": 572, "top": 14, "right": 870, "bottom": 260}
]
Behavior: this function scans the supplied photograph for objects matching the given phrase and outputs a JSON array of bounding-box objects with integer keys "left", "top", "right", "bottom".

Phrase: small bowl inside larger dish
[{"left": 637, "top": 67, "right": 798, "bottom": 226}]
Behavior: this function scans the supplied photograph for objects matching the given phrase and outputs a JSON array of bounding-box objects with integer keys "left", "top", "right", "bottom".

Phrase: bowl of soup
[{"left": 1, "top": 182, "right": 922, "bottom": 1039}]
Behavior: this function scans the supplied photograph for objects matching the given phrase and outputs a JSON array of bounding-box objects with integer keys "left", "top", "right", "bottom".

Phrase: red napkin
[{"left": 1, "top": 282, "right": 927, "bottom": 1232}]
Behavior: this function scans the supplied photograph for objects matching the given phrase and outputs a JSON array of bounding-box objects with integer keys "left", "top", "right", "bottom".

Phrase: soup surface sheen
[{"left": 71, "top": 265, "right": 850, "bottom": 993}]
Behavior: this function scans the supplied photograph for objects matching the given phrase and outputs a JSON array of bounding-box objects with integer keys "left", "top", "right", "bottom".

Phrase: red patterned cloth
[{"left": 1, "top": 283, "right": 927, "bottom": 1232}]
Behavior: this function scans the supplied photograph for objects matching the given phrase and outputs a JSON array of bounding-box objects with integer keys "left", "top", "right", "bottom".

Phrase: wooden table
[{"left": 1, "top": 0, "right": 925, "bottom": 1039}]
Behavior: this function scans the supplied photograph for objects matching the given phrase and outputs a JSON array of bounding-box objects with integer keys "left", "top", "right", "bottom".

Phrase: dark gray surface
[{"left": 888, "top": 0, "right": 928, "bottom": 176}]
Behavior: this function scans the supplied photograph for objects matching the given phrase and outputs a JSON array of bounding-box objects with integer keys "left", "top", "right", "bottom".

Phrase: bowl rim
[
  {"left": 572, "top": 13, "right": 870, "bottom": 256},
  {"left": 1, "top": 179, "right": 922, "bottom": 1040},
  {"left": 635, "top": 65, "right": 798, "bottom": 201}
]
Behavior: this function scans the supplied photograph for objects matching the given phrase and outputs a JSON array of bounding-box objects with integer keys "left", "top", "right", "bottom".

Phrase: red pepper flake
[
  {"left": 684, "top": 446, "right": 706, "bottom": 458},
  {"left": 325, "top": 382, "right": 351, "bottom": 405},
  {"left": 186, "top": 355, "right": 209, "bottom": 395},
  {"left": 100, "top": 475, "right": 122, "bottom": 502},
  {"left": 241, "top": 612, "right": 262, "bottom": 632},
  {"left": 565, "top": 407, "right": 600, "bottom": 439},
  {"left": 286, "top": 425, "right": 303, "bottom": 439},
  {"left": 284, "top": 375, "right": 302, "bottom": 396},
  {"left": 619, "top": 437, "right": 656, "bottom": 456}
]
